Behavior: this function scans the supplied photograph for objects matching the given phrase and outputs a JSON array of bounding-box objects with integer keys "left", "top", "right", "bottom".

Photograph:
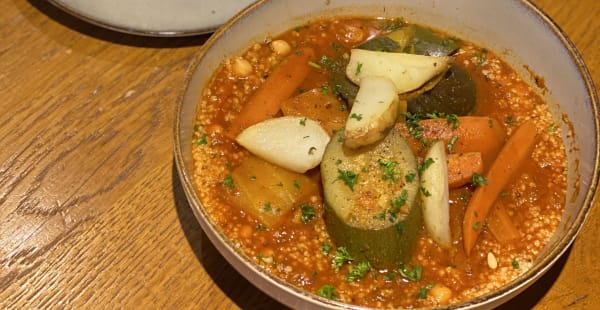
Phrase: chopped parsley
[
  {"left": 420, "top": 186, "right": 431, "bottom": 197},
  {"left": 195, "top": 133, "right": 208, "bottom": 145},
  {"left": 471, "top": 172, "right": 488, "bottom": 186},
  {"left": 293, "top": 180, "right": 301, "bottom": 189},
  {"left": 263, "top": 202, "right": 272, "bottom": 212},
  {"left": 418, "top": 284, "right": 435, "bottom": 299},
  {"left": 512, "top": 259, "right": 520, "bottom": 269},
  {"left": 300, "top": 203, "right": 316, "bottom": 223},
  {"left": 505, "top": 115, "right": 516, "bottom": 126},
  {"left": 320, "top": 84, "right": 330, "bottom": 95},
  {"left": 355, "top": 62, "right": 363, "bottom": 75},
  {"left": 332, "top": 247, "right": 353, "bottom": 271},
  {"left": 399, "top": 264, "right": 423, "bottom": 282},
  {"left": 346, "top": 261, "right": 371, "bottom": 282},
  {"left": 447, "top": 135, "right": 458, "bottom": 153},
  {"left": 321, "top": 242, "right": 332, "bottom": 256},
  {"left": 417, "top": 157, "right": 435, "bottom": 173},
  {"left": 379, "top": 160, "right": 399, "bottom": 182},
  {"left": 472, "top": 221, "right": 481, "bottom": 230},
  {"left": 299, "top": 118, "right": 307, "bottom": 126},
  {"left": 405, "top": 172, "right": 416, "bottom": 183},
  {"left": 223, "top": 174, "right": 235, "bottom": 189},
  {"left": 316, "top": 285, "right": 337, "bottom": 300},
  {"left": 337, "top": 169, "right": 359, "bottom": 191},
  {"left": 406, "top": 112, "right": 424, "bottom": 140},
  {"left": 350, "top": 113, "right": 363, "bottom": 121}
]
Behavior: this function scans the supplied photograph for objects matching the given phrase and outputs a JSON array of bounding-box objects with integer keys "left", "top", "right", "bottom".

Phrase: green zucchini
[
  {"left": 321, "top": 129, "right": 422, "bottom": 268},
  {"left": 408, "top": 64, "right": 476, "bottom": 115}
]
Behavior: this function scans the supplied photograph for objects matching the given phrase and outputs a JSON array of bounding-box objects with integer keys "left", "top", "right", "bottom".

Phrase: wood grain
[{"left": 0, "top": 0, "right": 597, "bottom": 308}]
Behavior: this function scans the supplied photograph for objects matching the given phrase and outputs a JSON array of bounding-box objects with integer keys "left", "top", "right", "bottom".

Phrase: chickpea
[
  {"left": 231, "top": 57, "right": 253, "bottom": 77},
  {"left": 429, "top": 284, "right": 452, "bottom": 305},
  {"left": 239, "top": 224, "right": 253, "bottom": 238},
  {"left": 270, "top": 39, "right": 292, "bottom": 55}
]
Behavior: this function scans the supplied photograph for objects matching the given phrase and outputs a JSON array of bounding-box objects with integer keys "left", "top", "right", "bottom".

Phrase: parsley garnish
[
  {"left": 337, "top": 169, "right": 359, "bottom": 191},
  {"left": 472, "top": 221, "right": 481, "bottom": 230},
  {"left": 405, "top": 172, "right": 416, "bottom": 183},
  {"left": 417, "top": 158, "right": 435, "bottom": 172},
  {"left": 263, "top": 202, "right": 272, "bottom": 212},
  {"left": 379, "top": 160, "right": 399, "bottom": 182},
  {"left": 406, "top": 112, "right": 424, "bottom": 140},
  {"left": 332, "top": 247, "right": 353, "bottom": 271},
  {"left": 346, "top": 261, "right": 371, "bottom": 282},
  {"left": 399, "top": 264, "right": 423, "bottom": 282},
  {"left": 350, "top": 113, "right": 363, "bottom": 121},
  {"left": 355, "top": 62, "right": 363, "bottom": 75},
  {"left": 505, "top": 115, "right": 515, "bottom": 126},
  {"left": 418, "top": 284, "right": 434, "bottom": 299},
  {"left": 316, "top": 285, "right": 337, "bottom": 300},
  {"left": 420, "top": 186, "right": 431, "bottom": 197},
  {"left": 299, "top": 118, "right": 307, "bottom": 126},
  {"left": 321, "top": 242, "right": 332, "bottom": 256},
  {"left": 223, "top": 174, "right": 234, "bottom": 189},
  {"left": 300, "top": 203, "right": 316, "bottom": 223},
  {"left": 512, "top": 259, "right": 520, "bottom": 269},
  {"left": 447, "top": 135, "right": 458, "bottom": 153},
  {"left": 471, "top": 172, "right": 488, "bottom": 186},
  {"left": 195, "top": 133, "right": 208, "bottom": 145}
]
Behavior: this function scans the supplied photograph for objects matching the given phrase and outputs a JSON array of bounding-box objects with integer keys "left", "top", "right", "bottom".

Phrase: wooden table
[{"left": 1, "top": 0, "right": 598, "bottom": 308}]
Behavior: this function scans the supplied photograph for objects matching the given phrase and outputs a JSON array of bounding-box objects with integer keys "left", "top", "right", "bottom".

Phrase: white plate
[{"left": 49, "top": 0, "right": 256, "bottom": 36}]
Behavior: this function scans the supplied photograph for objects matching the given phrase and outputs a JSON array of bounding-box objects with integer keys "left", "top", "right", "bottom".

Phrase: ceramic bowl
[{"left": 174, "top": 0, "right": 599, "bottom": 308}]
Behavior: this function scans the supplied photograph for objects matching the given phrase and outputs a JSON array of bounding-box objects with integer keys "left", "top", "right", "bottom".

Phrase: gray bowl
[{"left": 174, "top": 0, "right": 599, "bottom": 308}]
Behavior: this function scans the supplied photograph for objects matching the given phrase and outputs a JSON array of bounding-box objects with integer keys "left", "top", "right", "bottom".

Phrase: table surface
[{"left": 1, "top": 0, "right": 598, "bottom": 308}]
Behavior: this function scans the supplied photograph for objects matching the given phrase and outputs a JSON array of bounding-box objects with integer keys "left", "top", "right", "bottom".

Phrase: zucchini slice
[{"left": 321, "top": 129, "right": 422, "bottom": 268}]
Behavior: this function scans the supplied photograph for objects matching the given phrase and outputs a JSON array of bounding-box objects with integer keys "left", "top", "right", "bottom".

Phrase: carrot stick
[
  {"left": 487, "top": 201, "right": 521, "bottom": 244},
  {"left": 447, "top": 152, "right": 483, "bottom": 188},
  {"left": 396, "top": 116, "right": 506, "bottom": 168},
  {"left": 462, "top": 120, "right": 537, "bottom": 255},
  {"left": 280, "top": 88, "right": 349, "bottom": 136},
  {"left": 226, "top": 47, "right": 316, "bottom": 139}
]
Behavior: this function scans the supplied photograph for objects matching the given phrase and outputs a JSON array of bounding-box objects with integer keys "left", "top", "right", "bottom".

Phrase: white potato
[
  {"left": 420, "top": 140, "right": 452, "bottom": 249},
  {"left": 344, "top": 76, "right": 402, "bottom": 149},
  {"left": 346, "top": 49, "right": 451, "bottom": 94},
  {"left": 235, "top": 116, "right": 330, "bottom": 173}
]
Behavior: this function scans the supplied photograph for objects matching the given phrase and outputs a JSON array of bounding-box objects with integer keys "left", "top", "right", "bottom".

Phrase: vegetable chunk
[
  {"left": 227, "top": 156, "right": 319, "bottom": 228},
  {"left": 345, "top": 49, "right": 451, "bottom": 94},
  {"left": 236, "top": 116, "right": 331, "bottom": 173},
  {"left": 321, "top": 129, "right": 422, "bottom": 268},
  {"left": 420, "top": 141, "right": 451, "bottom": 248},
  {"left": 344, "top": 76, "right": 404, "bottom": 148},
  {"left": 463, "top": 121, "right": 537, "bottom": 255},
  {"left": 226, "top": 47, "right": 316, "bottom": 139}
]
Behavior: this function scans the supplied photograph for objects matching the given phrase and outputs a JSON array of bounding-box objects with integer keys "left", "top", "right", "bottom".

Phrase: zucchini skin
[
  {"left": 321, "top": 129, "right": 422, "bottom": 268},
  {"left": 324, "top": 199, "right": 422, "bottom": 268}
]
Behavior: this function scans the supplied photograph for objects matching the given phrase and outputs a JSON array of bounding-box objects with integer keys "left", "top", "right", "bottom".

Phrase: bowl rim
[{"left": 174, "top": 0, "right": 600, "bottom": 308}]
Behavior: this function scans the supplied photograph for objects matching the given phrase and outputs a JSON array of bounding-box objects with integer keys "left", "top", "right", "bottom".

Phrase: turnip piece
[
  {"left": 346, "top": 49, "right": 451, "bottom": 94},
  {"left": 420, "top": 140, "right": 451, "bottom": 249},
  {"left": 235, "top": 116, "right": 330, "bottom": 173},
  {"left": 344, "top": 76, "right": 404, "bottom": 149}
]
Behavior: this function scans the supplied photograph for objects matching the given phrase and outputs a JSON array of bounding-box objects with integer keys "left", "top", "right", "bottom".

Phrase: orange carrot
[
  {"left": 462, "top": 121, "right": 537, "bottom": 255},
  {"left": 280, "top": 88, "right": 349, "bottom": 136},
  {"left": 226, "top": 47, "right": 316, "bottom": 139},
  {"left": 487, "top": 201, "right": 521, "bottom": 244},
  {"left": 447, "top": 152, "right": 483, "bottom": 188},
  {"left": 396, "top": 116, "right": 506, "bottom": 169}
]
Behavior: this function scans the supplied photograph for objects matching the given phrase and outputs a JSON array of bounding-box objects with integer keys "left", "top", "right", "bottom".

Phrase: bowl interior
[{"left": 175, "top": 0, "right": 599, "bottom": 308}]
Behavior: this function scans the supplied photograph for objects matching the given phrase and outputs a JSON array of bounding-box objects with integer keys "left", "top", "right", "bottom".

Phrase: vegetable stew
[{"left": 190, "top": 17, "right": 567, "bottom": 308}]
